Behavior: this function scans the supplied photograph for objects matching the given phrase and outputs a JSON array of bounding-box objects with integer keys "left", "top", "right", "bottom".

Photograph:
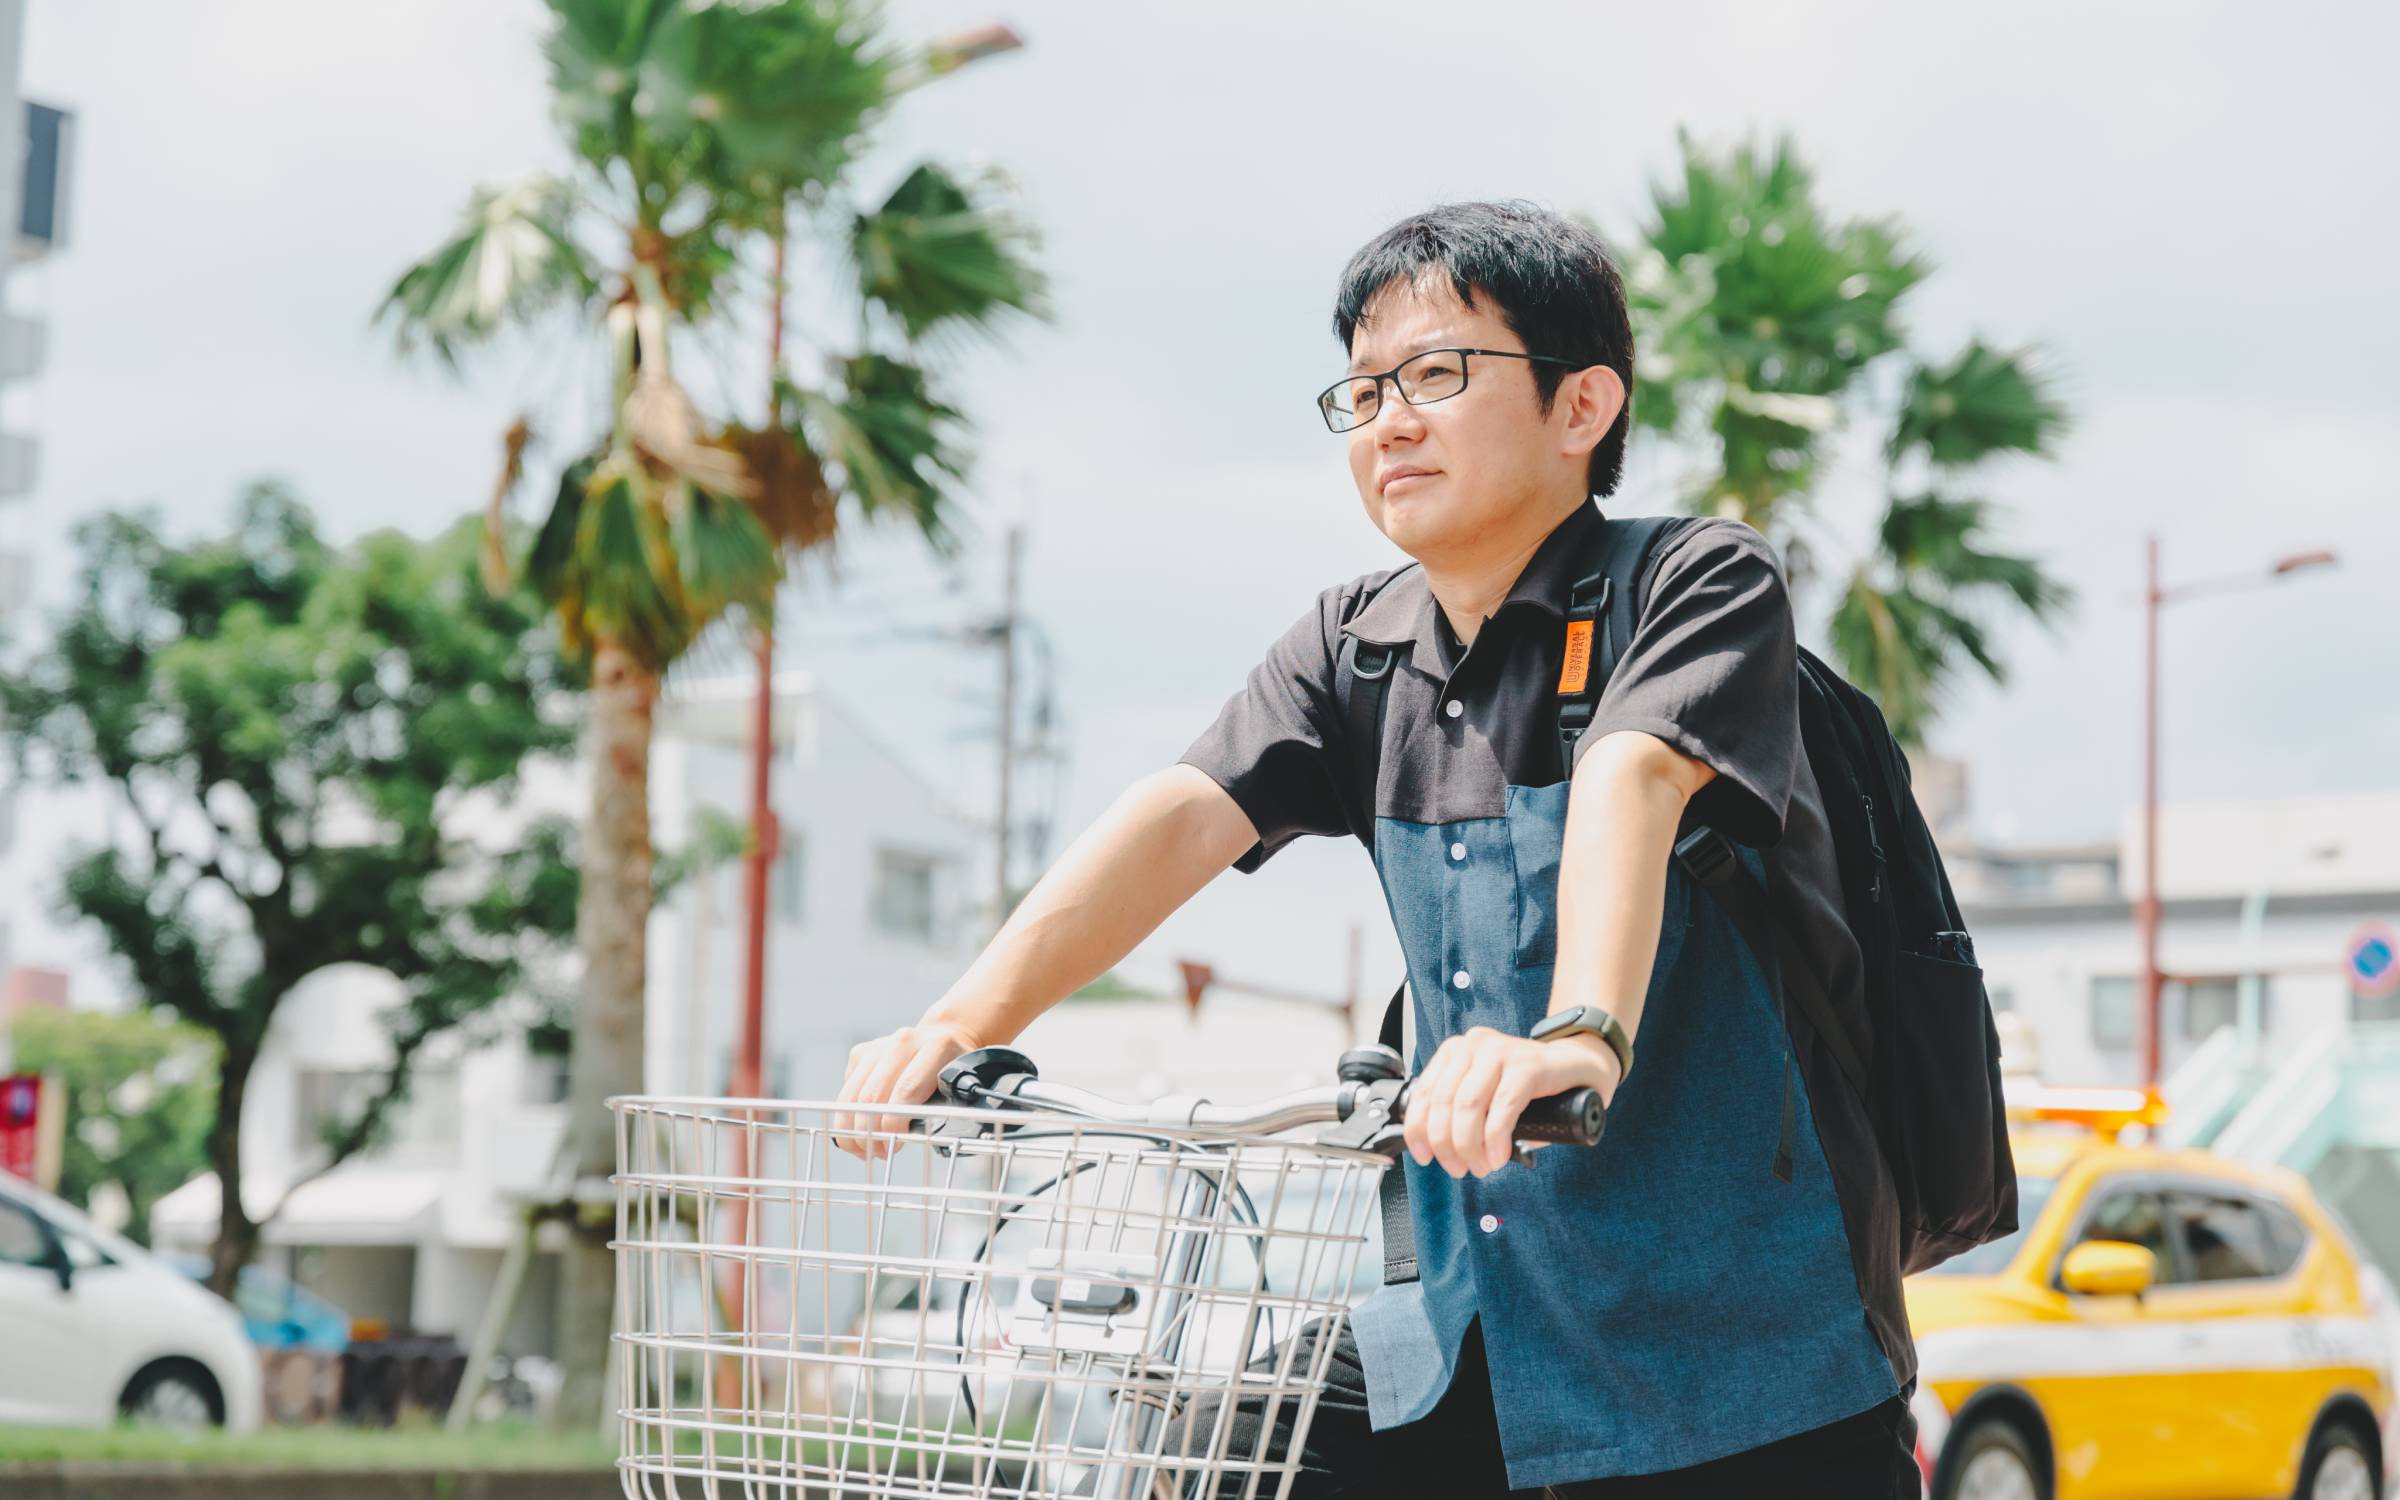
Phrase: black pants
[{"left": 1153, "top": 1314, "right": 1920, "bottom": 1499}]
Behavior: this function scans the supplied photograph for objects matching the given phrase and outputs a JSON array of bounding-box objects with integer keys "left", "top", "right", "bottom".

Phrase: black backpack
[{"left": 1337, "top": 515, "right": 2017, "bottom": 1280}]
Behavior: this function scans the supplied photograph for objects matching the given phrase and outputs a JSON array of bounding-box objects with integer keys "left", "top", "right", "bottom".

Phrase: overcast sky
[{"left": 13, "top": 1, "right": 2397, "bottom": 1003}]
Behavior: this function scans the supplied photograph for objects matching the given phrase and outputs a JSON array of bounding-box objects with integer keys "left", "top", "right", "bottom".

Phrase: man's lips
[{"left": 1381, "top": 468, "right": 1438, "bottom": 493}]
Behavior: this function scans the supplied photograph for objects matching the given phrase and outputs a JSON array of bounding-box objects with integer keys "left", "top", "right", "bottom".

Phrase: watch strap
[{"left": 1531, "top": 1004, "right": 1633, "bottom": 1080}]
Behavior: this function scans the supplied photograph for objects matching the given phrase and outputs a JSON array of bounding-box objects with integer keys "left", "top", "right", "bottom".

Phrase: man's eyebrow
[{"left": 1347, "top": 334, "right": 1454, "bottom": 376}]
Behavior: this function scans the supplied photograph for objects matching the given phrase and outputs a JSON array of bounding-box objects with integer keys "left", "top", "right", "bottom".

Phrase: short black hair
[{"left": 1332, "top": 200, "right": 1634, "bottom": 497}]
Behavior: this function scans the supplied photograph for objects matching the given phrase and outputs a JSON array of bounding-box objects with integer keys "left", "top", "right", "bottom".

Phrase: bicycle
[{"left": 611, "top": 1042, "right": 1605, "bottom": 1499}]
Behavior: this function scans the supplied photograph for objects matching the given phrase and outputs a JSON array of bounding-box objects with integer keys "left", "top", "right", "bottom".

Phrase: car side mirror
[
  {"left": 43, "top": 1245, "right": 73, "bottom": 1293},
  {"left": 2062, "top": 1239, "right": 2155, "bottom": 1299}
]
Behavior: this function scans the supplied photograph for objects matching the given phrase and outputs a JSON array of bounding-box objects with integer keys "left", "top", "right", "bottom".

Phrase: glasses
[{"left": 1316, "top": 347, "right": 1581, "bottom": 433}]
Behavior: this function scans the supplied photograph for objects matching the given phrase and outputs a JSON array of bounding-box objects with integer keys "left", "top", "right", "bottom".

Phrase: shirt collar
[{"left": 1339, "top": 500, "right": 1608, "bottom": 676}]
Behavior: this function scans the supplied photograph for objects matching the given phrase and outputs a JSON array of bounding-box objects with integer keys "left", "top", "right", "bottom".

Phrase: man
[{"left": 834, "top": 200, "right": 1918, "bottom": 1497}]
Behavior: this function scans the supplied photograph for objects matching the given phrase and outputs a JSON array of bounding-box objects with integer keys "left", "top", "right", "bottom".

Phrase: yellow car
[{"left": 1908, "top": 1089, "right": 2398, "bottom": 1500}]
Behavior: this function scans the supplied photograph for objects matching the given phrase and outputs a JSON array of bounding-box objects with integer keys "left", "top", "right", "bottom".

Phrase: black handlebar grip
[{"left": 1514, "top": 1087, "right": 1607, "bottom": 1146}]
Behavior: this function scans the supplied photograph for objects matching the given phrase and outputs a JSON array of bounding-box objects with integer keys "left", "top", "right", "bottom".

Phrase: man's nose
[{"left": 1369, "top": 382, "right": 1427, "bottom": 440}]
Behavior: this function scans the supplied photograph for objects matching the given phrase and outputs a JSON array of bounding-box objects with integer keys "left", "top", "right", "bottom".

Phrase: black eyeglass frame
[{"left": 1317, "top": 347, "right": 1584, "bottom": 433}]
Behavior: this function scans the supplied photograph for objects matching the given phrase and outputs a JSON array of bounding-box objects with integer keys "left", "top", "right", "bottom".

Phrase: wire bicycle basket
[{"left": 611, "top": 1088, "right": 1388, "bottom": 1499}]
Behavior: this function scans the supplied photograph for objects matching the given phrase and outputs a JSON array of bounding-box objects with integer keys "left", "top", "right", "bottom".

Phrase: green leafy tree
[
  {"left": 376, "top": 0, "right": 1046, "bottom": 1423},
  {"left": 7, "top": 1007, "right": 216, "bottom": 1245},
  {"left": 0, "top": 487, "right": 581, "bottom": 1294},
  {"left": 1625, "top": 131, "right": 2074, "bottom": 742}
]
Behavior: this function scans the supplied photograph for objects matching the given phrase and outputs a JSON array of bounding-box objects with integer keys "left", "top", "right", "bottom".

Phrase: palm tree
[
  {"left": 377, "top": 0, "right": 1046, "bottom": 1425},
  {"left": 1623, "top": 131, "right": 2071, "bottom": 743}
]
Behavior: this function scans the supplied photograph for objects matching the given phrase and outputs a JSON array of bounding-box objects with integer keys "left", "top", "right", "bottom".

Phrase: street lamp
[{"left": 2136, "top": 538, "right": 2338, "bottom": 1086}]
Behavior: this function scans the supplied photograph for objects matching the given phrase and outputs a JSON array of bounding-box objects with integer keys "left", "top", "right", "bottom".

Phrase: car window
[
  {"left": 1922, "top": 1178, "right": 2055, "bottom": 1277},
  {"left": 2263, "top": 1202, "right": 2310, "bottom": 1270},
  {"left": 0, "top": 1199, "right": 50, "bottom": 1266},
  {"left": 2169, "top": 1191, "right": 2294, "bottom": 1282},
  {"left": 55, "top": 1224, "right": 109, "bottom": 1270},
  {"left": 2073, "top": 1187, "right": 2180, "bottom": 1285}
]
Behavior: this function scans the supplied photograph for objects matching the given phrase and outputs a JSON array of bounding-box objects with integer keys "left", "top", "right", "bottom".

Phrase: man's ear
[{"left": 1559, "top": 365, "right": 1626, "bottom": 459}]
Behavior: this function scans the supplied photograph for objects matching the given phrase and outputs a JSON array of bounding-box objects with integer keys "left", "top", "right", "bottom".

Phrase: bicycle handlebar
[{"left": 931, "top": 1045, "right": 1605, "bottom": 1159}]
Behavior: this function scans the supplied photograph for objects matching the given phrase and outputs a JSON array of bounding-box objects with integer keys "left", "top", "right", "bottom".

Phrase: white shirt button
[
  {"left": 1479, "top": 1213, "right": 1500, "bottom": 1233},
  {"left": 1443, "top": 699, "right": 1463, "bottom": 719},
  {"left": 1452, "top": 970, "right": 1471, "bottom": 990},
  {"left": 1449, "top": 842, "right": 1467, "bottom": 862}
]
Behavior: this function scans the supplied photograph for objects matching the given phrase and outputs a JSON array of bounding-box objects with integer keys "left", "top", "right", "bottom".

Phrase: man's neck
[{"left": 1420, "top": 497, "right": 1584, "bottom": 650}]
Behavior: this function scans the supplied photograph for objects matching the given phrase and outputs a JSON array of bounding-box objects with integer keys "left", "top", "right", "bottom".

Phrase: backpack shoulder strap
[
  {"left": 1333, "top": 565, "right": 1415, "bottom": 852},
  {"left": 1556, "top": 514, "right": 1697, "bottom": 777}
]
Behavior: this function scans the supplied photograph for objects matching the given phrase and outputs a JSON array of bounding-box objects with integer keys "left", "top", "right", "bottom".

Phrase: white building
[
  {"left": 1952, "top": 790, "right": 2400, "bottom": 1087},
  {"left": 0, "top": 0, "right": 79, "bottom": 1002},
  {"left": 150, "top": 675, "right": 977, "bottom": 1351}
]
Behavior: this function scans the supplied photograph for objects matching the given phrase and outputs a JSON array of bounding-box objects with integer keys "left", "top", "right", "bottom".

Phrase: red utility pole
[{"left": 731, "top": 229, "right": 789, "bottom": 1104}]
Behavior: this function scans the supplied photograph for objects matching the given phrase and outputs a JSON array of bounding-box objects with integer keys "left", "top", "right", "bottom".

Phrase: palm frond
[
  {"left": 665, "top": 481, "right": 780, "bottom": 623},
  {"left": 1889, "top": 340, "right": 2070, "bottom": 469},
  {"left": 636, "top": 0, "right": 896, "bottom": 206},
  {"left": 1831, "top": 494, "right": 2075, "bottom": 743},
  {"left": 784, "top": 353, "right": 970, "bottom": 551},
  {"left": 543, "top": 0, "right": 674, "bottom": 173},
  {"left": 725, "top": 423, "right": 837, "bottom": 552},
  {"left": 851, "top": 161, "right": 1050, "bottom": 345},
  {"left": 377, "top": 179, "right": 599, "bottom": 368},
  {"left": 1878, "top": 493, "right": 2075, "bottom": 623},
  {"left": 1828, "top": 569, "right": 1938, "bottom": 746}
]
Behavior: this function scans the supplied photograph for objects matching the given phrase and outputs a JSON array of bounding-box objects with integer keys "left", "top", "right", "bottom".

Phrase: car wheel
[
  {"left": 2294, "top": 1420, "right": 2379, "bottom": 1500},
  {"left": 121, "top": 1363, "right": 223, "bottom": 1431},
  {"left": 1937, "top": 1413, "right": 2048, "bottom": 1500}
]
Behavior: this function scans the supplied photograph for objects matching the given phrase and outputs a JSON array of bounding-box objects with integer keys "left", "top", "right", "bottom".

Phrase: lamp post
[{"left": 2136, "top": 539, "right": 2337, "bottom": 1086}]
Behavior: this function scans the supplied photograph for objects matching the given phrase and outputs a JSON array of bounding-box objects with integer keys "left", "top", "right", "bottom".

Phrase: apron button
[
  {"left": 1452, "top": 970, "right": 1471, "bottom": 990},
  {"left": 1443, "top": 699, "right": 1463, "bottom": 719},
  {"left": 1449, "top": 842, "right": 1467, "bottom": 862},
  {"left": 1479, "top": 1214, "right": 1500, "bottom": 1234}
]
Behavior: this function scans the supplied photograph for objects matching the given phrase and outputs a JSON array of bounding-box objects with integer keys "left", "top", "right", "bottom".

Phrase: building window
[
  {"left": 870, "top": 848, "right": 941, "bottom": 943},
  {"left": 2089, "top": 976, "right": 2136, "bottom": 1050},
  {"left": 771, "top": 828, "right": 805, "bottom": 925},
  {"left": 522, "top": 1050, "right": 570, "bottom": 1106},
  {"left": 295, "top": 1066, "right": 460, "bottom": 1154},
  {"left": 2180, "top": 977, "right": 2259, "bottom": 1042}
]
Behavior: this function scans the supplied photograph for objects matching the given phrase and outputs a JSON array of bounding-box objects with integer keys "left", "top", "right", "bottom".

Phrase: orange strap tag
[{"left": 1557, "top": 618, "right": 1594, "bottom": 695}]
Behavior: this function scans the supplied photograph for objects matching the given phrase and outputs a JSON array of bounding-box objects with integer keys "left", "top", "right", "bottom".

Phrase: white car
[{"left": 0, "top": 1174, "right": 263, "bottom": 1431}]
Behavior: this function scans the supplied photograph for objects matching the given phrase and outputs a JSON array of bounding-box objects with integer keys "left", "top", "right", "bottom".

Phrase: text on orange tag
[{"left": 1558, "top": 618, "right": 1594, "bottom": 695}]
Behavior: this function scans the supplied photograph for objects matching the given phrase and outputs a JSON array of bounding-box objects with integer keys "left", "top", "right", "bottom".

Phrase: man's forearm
[
  {"left": 921, "top": 764, "right": 1257, "bottom": 1046},
  {"left": 1546, "top": 731, "right": 1708, "bottom": 1045}
]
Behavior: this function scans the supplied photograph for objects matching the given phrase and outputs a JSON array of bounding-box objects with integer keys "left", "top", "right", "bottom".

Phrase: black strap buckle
[
  {"left": 1556, "top": 699, "right": 1595, "bottom": 767},
  {"left": 1673, "top": 825, "right": 1738, "bottom": 888},
  {"left": 1350, "top": 639, "right": 1397, "bottom": 682}
]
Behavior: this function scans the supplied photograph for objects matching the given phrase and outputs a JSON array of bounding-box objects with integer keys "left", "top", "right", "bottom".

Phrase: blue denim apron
[{"left": 1345, "top": 779, "right": 1897, "bottom": 1489}]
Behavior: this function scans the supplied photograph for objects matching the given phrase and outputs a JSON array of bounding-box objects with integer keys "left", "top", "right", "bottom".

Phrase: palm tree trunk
[{"left": 554, "top": 636, "right": 658, "bottom": 1430}]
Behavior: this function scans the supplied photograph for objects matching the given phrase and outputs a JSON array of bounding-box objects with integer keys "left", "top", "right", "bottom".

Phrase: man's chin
[{"left": 1374, "top": 487, "right": 1460, "bottom": 552}]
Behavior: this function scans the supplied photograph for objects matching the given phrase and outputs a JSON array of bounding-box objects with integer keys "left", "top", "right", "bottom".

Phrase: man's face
[{"left": 1341, "top": 276, "right": 1571, "bottom": 560}]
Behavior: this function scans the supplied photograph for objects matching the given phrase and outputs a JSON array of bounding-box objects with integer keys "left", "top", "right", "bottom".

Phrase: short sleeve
[
  {"left": 1178, "top": 587, "right": 1358, "bottom": 873},
  {"left": 1569, "top": 519, "right": 1799, "bottom": 847}
]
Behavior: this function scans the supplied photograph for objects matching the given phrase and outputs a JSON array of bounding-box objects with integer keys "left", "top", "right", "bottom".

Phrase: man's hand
[
  {"left": 829, "top": 1020, "right": 984, "bottom": 1161},
  {"left": 1403, "top": 1028, "right": 1623, "bottom": 1179}
]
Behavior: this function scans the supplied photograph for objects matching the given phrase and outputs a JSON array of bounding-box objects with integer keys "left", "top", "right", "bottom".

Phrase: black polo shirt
[{"left": 1178, "top": 499, "right": 1914, "bottom": 1405}]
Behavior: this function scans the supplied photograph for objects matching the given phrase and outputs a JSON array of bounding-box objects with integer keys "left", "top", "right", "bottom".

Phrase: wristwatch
[{"left": 1529, "top": 1004, "right": 1633, "bottom": 1081}]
